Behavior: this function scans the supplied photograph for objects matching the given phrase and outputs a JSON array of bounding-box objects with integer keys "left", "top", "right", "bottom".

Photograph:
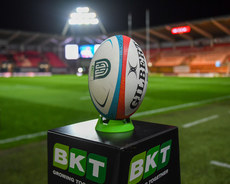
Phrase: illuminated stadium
[
  {"left": 1, "top": 15, "right": 230, "bottom": 77},
  {"left": 0, "top": 1, "right": 230, "bottom": 184}
]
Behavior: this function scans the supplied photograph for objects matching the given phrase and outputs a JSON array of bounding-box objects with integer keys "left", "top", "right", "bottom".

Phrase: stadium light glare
[
  {"left": 76, "top": 7, "right": 89, "bottom": 13},
  {"left": 69, "top": 8, "right": 99, "bottom": 25},
  {"left": 78, "top": 67, "right": 83, "bottom": 73},
  {"left": 69, "top": 18, "right": 99, "bottom": 25},
  {"left": 70, "top": 12, "right": 96, "bottom": 19},
  {"left": 76, "top": 67, "right": 84, "bottom": 76},
  {"left": 91, "top": 18, "right": 99, "bottom": 24},
  {"left": 62, "top": 6, "right": 107, "bottom": 35}
]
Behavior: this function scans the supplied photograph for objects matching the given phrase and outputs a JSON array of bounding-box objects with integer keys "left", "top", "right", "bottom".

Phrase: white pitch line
[
  {"left": 210, "top": 160, "right": 230, "bottom": 169},
  {"left": 133, "top": 95, "right": 230, "bottom": 118},
  {"left": 0, "top": 119, "right": 97, "bottom": 145},
  {"left": 0, "top": 131, "right": 47, "bottom": 144},
  {"left": 0, "top": 95, "right": 229, "bottom": 145},
  {"left": 182, "top": 114, "right": 219, "bottom": 128}
]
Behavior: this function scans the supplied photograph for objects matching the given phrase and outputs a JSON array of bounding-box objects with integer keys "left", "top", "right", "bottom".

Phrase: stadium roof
[
  {"left": 125, "top": 15, "right": 230, "bottom": 46},
  {"left": 1, "top": 15, "right": 230, "bottom": 49}
]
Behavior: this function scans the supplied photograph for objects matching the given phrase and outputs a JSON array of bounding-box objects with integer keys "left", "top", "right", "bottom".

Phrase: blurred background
[{"left": 0, "top": 0, "right": 230, "bottom": 183}]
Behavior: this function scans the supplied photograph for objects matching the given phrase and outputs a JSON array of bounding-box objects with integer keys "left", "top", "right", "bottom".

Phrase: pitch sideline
[
  {"left": 132, "top": 95, "right": 230, "bottom": 118},
  {"left": 0, "top": 119, "right": 97, "bottom": 145},
  {"left": 0, "top": 131, "right": 47, "bottom": 144},
  {"left": 210, "top": 160, "right": 230, "bottom": 169},
  {"left": 182, "top": 114, "right": 219, "bottom": 128}
]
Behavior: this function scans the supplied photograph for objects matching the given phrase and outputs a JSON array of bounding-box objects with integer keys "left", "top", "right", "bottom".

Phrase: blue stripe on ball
[{"left": 107, "top": 35, "right": 123, "bottom": 119}]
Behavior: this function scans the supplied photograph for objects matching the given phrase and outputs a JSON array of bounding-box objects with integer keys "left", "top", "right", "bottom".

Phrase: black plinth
[{"left": 48, "top": 119, "right": 180, "bottom": 184}]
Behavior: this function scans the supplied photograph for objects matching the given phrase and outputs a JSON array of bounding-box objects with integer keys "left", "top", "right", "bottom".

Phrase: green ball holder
[{"left": 95, "top": 116, "right": 134, "bottom": 133}]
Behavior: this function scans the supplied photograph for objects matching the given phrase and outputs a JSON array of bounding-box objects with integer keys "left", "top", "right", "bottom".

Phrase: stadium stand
[
  {"left": 0, "top": 54, "right": 7, "bottom": 63},
  {"left": 0, "top": 51, "right": 67, "bottom": 73},
  {"left": 45, "top": 52, "right": 66, "bottom": 68},
  {"left": 0, "top": 15, "right": 230, "bottom": 75},
  {"left": 13, "top": 52, "right": 32, "bottom": 67},
  {"left": 149, "top": 44, "right": 230, "bottom": 74},
  {"left": 0, "top": 54, "right": 16, "bottom": 73},
  {"left": 24, "top": 51, "right": 42, "bottom": 67}
]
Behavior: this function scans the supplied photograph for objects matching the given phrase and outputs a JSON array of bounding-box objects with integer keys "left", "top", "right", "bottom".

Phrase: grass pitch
[{"left": 0, "top": 75, "right": 230, "bottom": 184}]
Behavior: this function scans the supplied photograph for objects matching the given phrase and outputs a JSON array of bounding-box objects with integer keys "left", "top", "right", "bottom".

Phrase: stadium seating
[
  {"left": 24, "top": 51, "right": 42, "bottom": 67},
  {"left": 12, "top": 51, "right": 66, "bottom": 67},
  {"left": 0, "top": 54, "right": 7, "bottom": 63},
  {"left": 189, "top": 46, "right": 230, "bottom": 73},
  {"left": 1, "top": 45, "right": 229, "bottom": 74},
  {"left": 0, "top": 51, "right": 67, "bottom": 73},
  {"left": 13, "top": 51, "right": 46, "bottom": 67},
  {"left": 13, "top": 52, "right": 32, "bottom": 67},
  {"left": 45, "top": 52, "right": 66, "bottom": 68},
  {"left": 149, "top": 44, "right": 230, "bottom": 74}
]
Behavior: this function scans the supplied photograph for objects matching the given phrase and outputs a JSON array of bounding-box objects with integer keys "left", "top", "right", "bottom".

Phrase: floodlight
[
  {"left": 70, "top": 12, "right": 77, "bottom": 19},
  {"left": 69, "top": 9, "right": 99, "bottom": 25},
  {"left": 62, "top": 6, "right": 107, "bottom": 35},
  {"left": 69, "top": 19, "right": 80, "bottom": 25},
  {"left": 70, "top": 12, "right": 96, "bottom": 19},
  {"left": 91, "top": 18, "right": 99, "bottom": 24},
  {"left": 76, "top": 7, "right": 89, "bottom": 13},
  {"left": 89, "top": 12, "right": 96, "bottom": 18}
]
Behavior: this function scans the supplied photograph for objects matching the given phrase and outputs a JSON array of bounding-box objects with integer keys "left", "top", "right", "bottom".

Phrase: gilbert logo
[
  {"left": 128, "top": 140, "right": 172, "bottom": 184},
  {"left": 128, "top": 61, "right": 137, "bottom": 77},
  {"left": 94, "top": 59, "right": 111, "bottom": 80},
  {"left": 130, "top": 41, "right": 146, "bottom": 109},
  {"left": 53, "top": 143, "right": 107, "bottom": 184}
]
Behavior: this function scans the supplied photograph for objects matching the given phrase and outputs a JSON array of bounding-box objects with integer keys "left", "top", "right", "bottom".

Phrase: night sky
[{"left": 0, "top": 0, "right": 230, "bottom": 35}]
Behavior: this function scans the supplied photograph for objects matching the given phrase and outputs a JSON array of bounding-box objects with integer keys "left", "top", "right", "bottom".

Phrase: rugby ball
[{"left": 88, "top": 35, "right": 148, "bottom": 120}]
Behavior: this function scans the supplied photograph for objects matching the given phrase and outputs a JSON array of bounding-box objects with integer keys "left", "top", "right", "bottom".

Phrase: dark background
[{"left": 0, "top": 0, "right": 230, "bottom": 34}]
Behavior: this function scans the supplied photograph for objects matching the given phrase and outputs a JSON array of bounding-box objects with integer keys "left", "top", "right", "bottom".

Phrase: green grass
[
  {"left": 0, "top": 76, "right": 96, "bottom": 140},
  {"left": 139, "top": 100, "right": 230, "bottom": 184},
  {"left": 0, "top": 75, "right": 230, "bottom": 184},
  {"left": 0, "top": 141, "right": 47, "bottom": 184}
]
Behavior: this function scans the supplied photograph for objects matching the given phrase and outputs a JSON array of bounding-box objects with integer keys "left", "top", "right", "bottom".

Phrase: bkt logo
[
  {"left": 53, "top": 143, "right": 107, "bottom": 184},
  {"left": 128, "top": 140, "right": 172, "bottom": 184},
  {"left": 93, "top": 59, "right": 111, "bottom": 80}
]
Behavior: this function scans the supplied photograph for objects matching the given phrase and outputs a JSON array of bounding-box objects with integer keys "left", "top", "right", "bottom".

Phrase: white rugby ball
[{"left": 88, "top": 35, "right": 148, "bottom": 120}]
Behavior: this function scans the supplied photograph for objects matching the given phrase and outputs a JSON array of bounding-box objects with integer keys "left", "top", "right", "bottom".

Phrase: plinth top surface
[{"left": 49, "top": 119, "right": 176, "bottom": 149}]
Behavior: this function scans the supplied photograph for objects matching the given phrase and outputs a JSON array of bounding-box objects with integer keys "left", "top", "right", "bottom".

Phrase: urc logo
[
  {"left": 93, "top": 59, "right": 111, "bottom": 80},
  {"left": 128, "top": 140, "right": 172, "bottom": 184},
  {"left": 53, "top": 143, "right": 107, "bottom": 184}
]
